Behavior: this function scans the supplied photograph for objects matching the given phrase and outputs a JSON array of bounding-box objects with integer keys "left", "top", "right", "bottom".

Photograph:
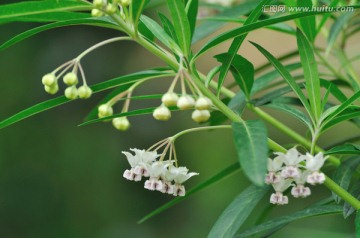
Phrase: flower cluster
[
  {"left": 91, "top": 0, "right": 130, "bottom": 17},
  {"left": 41, "top": 60, "right": 92, "bottom": 100},
  {"left": 266, "top": 147, "right": 328, "bottom": 205},
  {"left": 122, "top": 147, "right": 198, "bottom": 196},
  {"left": 153, "top": 68, "right": 213, "bottom": 123}
]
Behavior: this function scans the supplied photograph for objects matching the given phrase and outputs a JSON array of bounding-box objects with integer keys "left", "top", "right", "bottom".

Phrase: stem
[
  {"left": 75, "top": 37, "right": 131, "bottom": 61},
  {"left": 171, "top": 125, "right": 232, "bottom": 141}
]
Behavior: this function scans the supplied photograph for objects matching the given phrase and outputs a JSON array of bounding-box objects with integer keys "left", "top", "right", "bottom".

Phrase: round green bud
[
  {"left": 93, "top": 0, "right": 104, "bottom": 8},
  {"left": 44, "top": 84, "right": 59, "bottom": 95},
  {"left": 112, "top": 117, "right": 130, "bottom": 131},
  {"left": 177, "top": 95, "right": 195, "bottom": 110},
  {"left": 64, "top": 86, "right": 78, "bottom": 100},
  {"left": 153, "top": 105, "right": 171, "bottom": 121},
  {"left": 42, "top": 73, "right": 56, "bottom": 86},
  {"left": 161, "top": 92, "right": 179, "bottom": 107},
  {"left": 91, "top": 9, "right": 103, "bottom": 17},
  {"left": 78, "top": 85, "right": 93, "bottom": 99},
  {"left": 120, "top": 0, "right": 131, "bottom": 7},
  {"left": 98, "top": 104, "right": 113, "bottom": 118},
  {"left": 106, "top": 4, "right": 117, "bottom": 14},
  {"left": 63, "top": 72, "right": 78, "bottom": 86},
  {"left": 192, "top": 109, "right": 210, "bottom": 123},
  {"left": 195, "top": 96, "right": 212, "bottom": 110}
]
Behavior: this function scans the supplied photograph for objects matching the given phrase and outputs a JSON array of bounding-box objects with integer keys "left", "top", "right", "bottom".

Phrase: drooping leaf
[
  {"left": 297, "top": 28, "right": 321, "bottom": 121},
  {"left": 0, "top": 69, "right": 173, "bottom": 130},
  {"left": 215, "top": 53, "right": 254, "bottom": 99},
  {"left": 232, "top": 120, "right": 268, "bottom": 186},
  {"left": 251, "top": 41, "right": 314, "bottom": 124},
  {"left": 138, "top": 163, "right": 240, "bottom": 223},
  {"left": 166, "top": 0, "right": 191, "bottom": 56},
  {"left": 0, "top": 17, "right": 118, "bottom": 51},
  {"left": 236, "top": 205, "right": 343, "bottom": 238},
  {"left": 0, "top": 1, "right": 92, "bottom": 23},
  {"left": 208, "top": 185, "right": 269, "bottom": 238},
  {"left": 217, "top": 0, "right": 270, "bottom": 96}
]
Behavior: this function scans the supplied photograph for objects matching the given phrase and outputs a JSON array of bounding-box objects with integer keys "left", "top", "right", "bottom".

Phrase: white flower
[
  {"left": 177, "top": 95, "right": 195, "bottom": 110},
  {"left": 153, "top": 105, "right": 171, "bottom": 121},
  {"left": 123, "top": 169, "right": 141, "bottom": 181},
  {"left": 173, "top": 184, "right": 186, "bottom": 196},
  {"left": 195, "top": 96, "right": 212, "bottom": 110},
  {"left": 291, "top": 184, "right": 311, "bottom": 198},
  {"left": 144, "top": 177, "right": 163, "bottom": 191},
  {"left": 162, "top": 92, "right": 179, "bottom": 107},
  {"left": 122, "top": 148, "right": 159, "bottom": 168},
  {"left": 272, "top": 178, "right": 293, "bottom": 193},
  {"left": 307, "top": 171, "right": 326, "bottom": 185},
  {"left": 270, "top": 192, "right": 289, "bottom": 205},
  {"left": 277, "top": 147, "right": 303, "bottom": 179},
  {"left": 265, "top": 157, "right": 283, "bottom": 184},
  {"left": 304, "top": 152, "right": 328, "bottom": 172},
  {"left": 192, "top": 110, "right": 210, "bottom": 123},
  {"left": 160, "top": 181, "right": 174, "bottom": 194}
]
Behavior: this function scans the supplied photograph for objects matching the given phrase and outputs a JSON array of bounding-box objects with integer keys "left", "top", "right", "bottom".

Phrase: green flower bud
[
  {"left": 112, "top": 117, "right": 130, "bottom": 131},
  {"left": 177, "top": 95, "right": 195, "bottom": 110},
  {"left": 120, "top": 0, "right": 131, "bottom": 7},
  {"left": 78, "top": 85, "right": 93, "bottom": 99},
  {"left": 63, "top": 72, "right": 78, "bottom": 86},
  {"left": 42, "top": 73, "right": 56, "bottom": 86},
  {"left": 93, "top": 0, "right": 104, "bottom": 8},
  {"left": 161, "top": 92, "right": 179, "bottom": 107},
  {"left": 153, "top": 105, "right": 171, "bottom": 121},
  {"left": 106, "top": 4, "right": 117, "bottom": 14},
  {"left": 195, "top": 96, "right": 212, "bottom": 110},
  {"left": 64, "top": 86, "right": 78, "bottom": 100},
  {"left": 192, "top": 109, "right": 210, "bottom": 123},
  {"left": 44, "top": 84, "right": 59, "bottom": 95},
  {"left": 98, "top": 104, "right": 113, "bottom": 118},
  {"left": 91, "top": 9, "right": 103, "bottom": 17}
]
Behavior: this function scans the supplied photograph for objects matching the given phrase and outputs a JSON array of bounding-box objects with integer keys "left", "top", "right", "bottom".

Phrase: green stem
[{"left": 171, "top": 125, "right": 232, "bottom": 141}]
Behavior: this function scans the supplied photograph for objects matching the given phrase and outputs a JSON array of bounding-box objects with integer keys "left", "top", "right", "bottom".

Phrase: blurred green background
[{"left": 0, "top": 2, "right": 359, "bottom": 238}]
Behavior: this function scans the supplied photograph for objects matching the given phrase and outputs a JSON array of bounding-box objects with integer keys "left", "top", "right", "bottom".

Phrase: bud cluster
[
  {"left": 266, "top": 147, "right": 328, "bottom": 205},
  {"left": 153, "top": 69, "right": 213, "bottom": 123},
  {"left": 91, "top": 0, "right": 131, "bottom": 18},
  {"left": 122, "top": 146, "right": 198, "bottom": 196},
  {"left": 41, "top": 61, "right": 92, "bottom": 100}
]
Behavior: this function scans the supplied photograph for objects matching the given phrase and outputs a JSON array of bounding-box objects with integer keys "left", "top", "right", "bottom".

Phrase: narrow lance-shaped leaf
[
  {"left": 166, "top": 0, "right": 191, "bottom": 56},
  {"left": 297, "top": 0, "right": 316, "bottom": 42},
  {"left": 326, "top": 12, "right": 353, "bottom": 55},
  {"left": 0, "top": 11, "right": 90, "bottom": 24},
  {"left": 0, "top": 1, "right": 92, "bottom": 23},
  {"left": 208, "top": 185, "right": 269, "bottom": 238},
  {"left": 131, "top": 0, "right": 150, "bottom": 32},
  {"left": 215, "top": 53, "right": 254, "bottom": 100},
  {"left": 185, "top": 0, "right": 198, "bottom": 40},
  {"left": 217, "top": 0, "right": 270, "bottom": 96},
  {"left": 0, "top": 69, "right": 173, "bottom": 130},
  {"left": 236, "top": 205, "right": 343, "bottom": 238},
  {"left": 251, "top": 41, "right": 315, "bottom": 124},
  {"left": 326, "top": 144, "right": 360, "bottom": 155},
  {"left": 233, "top": 120, "right": 268, "bottom": 186},
  {"left": 297, "top": 28, "right": 321, "bottom": 121},
  {"left": 138, "top": 163, "right": 240, "bottom": 223},
  {"left": 316, "top": 0, "right": 340, "bottom": 36},
  {"left": 343, "top": 183, "right": 360, "bottom": 219}
]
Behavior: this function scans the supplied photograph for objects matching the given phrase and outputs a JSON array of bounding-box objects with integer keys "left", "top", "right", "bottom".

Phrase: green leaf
[
  {"left": 316, "top": 0, "right": 340, "bottom": 36},
  {"left": 140, "top": 15, "right": 181, "bottom": 54},
  {"left": 158, "top": 13, "right": 178, "bottom": 45},
  {"left": 166, "top": 0, "right": 191, "bottom": 56},
  {"left": 254, "top": 84, "right": 305, "bottom": 106},
  {"left": 131, "top": 0, "right": 149, "bottom": 31},
  {"left": 192, "top": 1, "right": 257, "bottom": 43},
  {"left": 208, "top": 185, "right": 269, "bottom": 238},
  {"left": 321, "top": 107, "right": 360, "bottom": 132},
  {"left": 344, "top": 183, "right": 360, "bottom": 219},
  {"left": 217, "top": 0, "right": 270, "bottom": 96},
  {"left": 0, "top": 12, "right": 90, "bottom": 24},
  {"left": 297, "top": 0, "right": 316, "bottom": 42},
  {"left": 0, "top": 69, "right": 172, "bottom": 130},
  {"left": 194, "top": 8, "right": 360, "bottom": 59},
  {"left": 138, "top": 163, "right": 240, "bottom": 223},
  {"left": 326, "top": 12, "right": 353, "bottom": 55},
  {"left": 185, "top": 0, "right": 198, "bottom": 40},
  {"left": 233, "top": 120, "right": 268, "bottom": 186},
  {"left": 0, "top": 1, "right": 92, "bottom": 23},
  {"left": 356, "top": 211, "right": 360, "bottom": 237},
  {"left": 322, "top": 90, "right": 360, "bottom": 128},
  {"left": 205, "top": 66, "right": 221, "bottom": 88},
  {"left": 215, "top": 53, "right": 254, "bottom": 99},
  {"left": 320, "top": 79, "right": 348, "bottom": 103},
  {"left": 297, "top": 28, "right": 321, "bottom": 121},
  {"left": 236, "top": 205, "right": 343, "bottom": 238},
  {"left": 331, "top": 157, "right": 360, "bottom": 203},
  {"left": 251, "top": 41, "right": 314, "bottom": 124},
  {"left": 0, "top": 17, "right": 118, "bottom": 51},
  {"left": 265, "top": 103, "right": 313, "bottom": 130},
  {"left": 326, "top": 144, "right": 360, "bottom": 155}
]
